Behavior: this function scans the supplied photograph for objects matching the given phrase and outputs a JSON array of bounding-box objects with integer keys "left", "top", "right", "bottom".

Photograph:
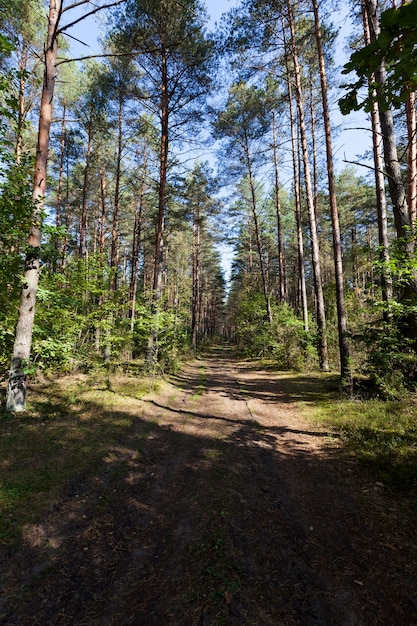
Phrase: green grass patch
[{"left": 306, "top": 385, "right": 417, "bottom": 489}]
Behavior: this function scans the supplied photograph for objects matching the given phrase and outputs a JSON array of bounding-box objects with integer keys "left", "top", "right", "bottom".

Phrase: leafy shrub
[
  {"left": 360, "top": 320, "right": 417, "bottom": 399},
  {"left": 230, "top": 291, "right": 316, "bottom": 370}
]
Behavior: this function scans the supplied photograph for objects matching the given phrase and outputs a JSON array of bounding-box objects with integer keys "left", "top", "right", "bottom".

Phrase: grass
[
  {"left": 0, "top": 372, "right": 155, "bottom": 548},
  {"left": 304, "top": 382, "right": 417, "bottom": 489}
]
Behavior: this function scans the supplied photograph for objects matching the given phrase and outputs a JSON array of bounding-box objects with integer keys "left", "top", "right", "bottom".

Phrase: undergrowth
[{"left": 305, "top": 383, "right": 417, "bottom": 490}]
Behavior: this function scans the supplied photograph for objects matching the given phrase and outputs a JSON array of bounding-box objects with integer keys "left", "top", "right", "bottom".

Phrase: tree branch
[
  {"left": 342, "top": 157, "right": 393, "bottom": 181},
  {"left": 61, "top": 0, "right": 93, "bottom": 14},
  {"left": 56, "top": 51, "right": 135, "bottom": 65},
  {"left": 59, "top": 0, "right": 127, "bottom": 34},
  {"left": 62, "top": 31, "right": 90, "bottom": 47}
]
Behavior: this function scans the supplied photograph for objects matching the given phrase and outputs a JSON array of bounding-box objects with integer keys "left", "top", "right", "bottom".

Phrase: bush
[
  {"left": 360, "top": 320, "right": 417, "bottom": 399},
  {"left": 229, "top": 291, "right": 317, "bottom": 370}
]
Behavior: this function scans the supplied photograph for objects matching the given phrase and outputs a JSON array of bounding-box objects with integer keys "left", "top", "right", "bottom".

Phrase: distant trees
[
  {"left": 1, "top": 0, "right": 225, "bottom": 410},
  {"left": 2, "top": 0, "right": 417, "bottom": 408}
]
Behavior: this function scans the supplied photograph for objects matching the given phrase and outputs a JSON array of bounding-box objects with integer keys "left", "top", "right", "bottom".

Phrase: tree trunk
[
  {"left": 309, "top": 71, "right": 319, "bottom": 225},
  {"left": 99, "top": 167, "right": 107, "bottom": 255},
  {"left": 15, "top": 43, "right": 28, "bottom": 163},
  {"left": 130, "top": 144, "right": 147, "bottom": 332},
  {"left": 312, "top": 0, "right": 351, "bottom": 384},
  {"left": 287, "top": 4, "right": 328, "bottom": 369},
  {"left": 56, "top": 102, "right": 66, "bottom": 231},
  {"left": 79, "top": 109, "right": 93, "bottom": 259},
  {"left": 361, "top": 0, "right": 392, "bottom": 312},
  {"left": 244, "top": 130, "right": 273, "bottom": 324},
  {"left": 287, "top": 72, "right": 308, "bottom": 331},
  {"left": 191, "top": 213, "right": 201, "bottom": 352},
  {"left": 272, "top": 111, "right": 287, "bottom": 303},
  {"left": 54, "top": 100, "right": 66, "bottom": 269},
  {"left": 110, "top": 93, "right": 124, "bottom": 290},
  {"left": 153, "top": 46, "right": 169, "bottom": 302},
  {"left": 406, "top": 90, "right": 417, "bottom": 227},
  {"left": 147, "top": 43, "right": 169, "bottom": 367},
  {"left": 6, "top": 0, "right": 62, "bottom": 412},
  {"left": 61, "top": 152, "right": 70, "bottom": 269}
]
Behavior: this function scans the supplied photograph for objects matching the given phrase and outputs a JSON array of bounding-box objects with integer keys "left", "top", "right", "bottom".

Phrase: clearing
[{"left": 1, "top": 347, "right": 417, "bottom": 625}]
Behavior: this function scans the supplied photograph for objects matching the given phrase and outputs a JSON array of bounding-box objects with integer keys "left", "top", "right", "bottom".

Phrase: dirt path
[{"left": 1, "top": 348, "right": 417, "bottom": 625}]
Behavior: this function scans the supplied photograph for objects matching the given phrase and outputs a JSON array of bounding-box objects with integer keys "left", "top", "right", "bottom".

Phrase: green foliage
[
  {"left": 133, "top": 305, "right": 190, "bottom": 373},
  {"left": 0, "top": 33, "right": 34, "bottom": 380},
  {"left": 359, "top": 320, "right": 416, "bottom": 399},
  {"left": 229, "top": 290, "right": 316, "bottom": 370},
  {"left": 339, "top": 0, "right": 417, "bottom": 113},
  {"left": 309, "top": 390, "right": 417, "bottom": 489}
]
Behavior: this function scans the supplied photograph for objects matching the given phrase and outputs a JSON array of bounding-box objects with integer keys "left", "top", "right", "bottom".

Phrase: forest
[
  {"left": 1, "top": 1, "right": 417, "bottom": 624},
  {"left": 0, "top": 0, "right": 416, "bottom": 409}
]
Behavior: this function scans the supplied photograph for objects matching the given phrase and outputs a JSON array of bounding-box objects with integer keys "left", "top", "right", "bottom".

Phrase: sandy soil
[{"left": 1, "top": 347, "right": 417, "bottom": 625}]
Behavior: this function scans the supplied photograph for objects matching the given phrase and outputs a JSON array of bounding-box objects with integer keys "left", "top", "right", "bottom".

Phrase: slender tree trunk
[
  {"left": 153, "top": 46, "right": 169, "bottom": 302},
  {"left": 56, "top": 102, "right": 66, "bottom": 231},
  {"left": 191, "top": 213, "right": 201, "bottom": 352},
  {"left": 110, "top": 93, "right": 124, "bottom": 290},
  {"left": 287, "top": 4, "right": 328, "bottom": 368},
  {"left": 287, "top": 75, "right": 308, "bottom": 331},
  {"left": 312, "top": 0, "right": 351, "bottom": 383},
  {"left": 54, "top": 100, "right": 66, "bottom": 269},
  {"left": 61, "top": 154, "right": 70, "bottom": 269},
  {"left": 244, "top": 131, "right": 272, "bottom": 324},
  {"left": 79, "top": 110, "right": 93, "bottom": 258},
  {"left": 130, "top": 145, "right": 147, "bottom": 332},
  {"left": 6, "top": 0, "right": 62, "bottom": 412},
  {"left": 272, "top": 111, "right": 287, "bottom": 303},
  {"left": 247, "top": 209, "right": 254, "bottom": 272},
  {"left": 309, "top": 72, "right": 319, "bottom": 224},
  {"left": 15, "top": 43, "right": 28, "bottom": 162},
  {"left": 406, "top": 90, "right": 417, "bottom": 227},
  {"left": 99, "top": 168, "right": 107, "bottom": 255},
  {"left": 147, "top": 43, "right": 169, "bottom": 367},
  {"left": 361, "top": 0, "right": 392, "bottom": 312}
]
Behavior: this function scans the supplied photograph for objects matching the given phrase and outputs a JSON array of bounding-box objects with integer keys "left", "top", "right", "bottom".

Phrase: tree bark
[
  {"left": 130, "top": 144, "right": 147, "bottom": 332},
  {"left": 79, "top": 108, "right": 93, "bottom": 259},
  {"left": 406, "top": 90, "right": 417, "bottom": 227},
  {"left": 6, "top": 0, "right": 62, "bottom": 412},
  {"left": 312, "top": 0, "right": 351, "bottom": 384},
  {"left": 361, "top": 0, "right": 392, "bottom": 312},
  {"left": 15, "top": 43, "right": 28, "bottom": 163},
  {"left": 99, "top": 167, "right": 107, "bottom": 255},
  {"left": 272, "top": 111, "right": 287, "bottom": 303},
  {"left": 191, "top": 212, "right": 201, "bottom": 352},
  {"left": 287, "top": 72, "right": 308, "bottom": 332},
  {"left": 110, "top": 92, "right": 124, "bottom": 290},
  {"left": 287, "top": 4, "right": 328, "bottom": 369},
  {"left": 147, "top": 42, "right": 169, "bottom": 367},
  {"left": 244, "top": 130, "right": 273, "bottom": 324}
]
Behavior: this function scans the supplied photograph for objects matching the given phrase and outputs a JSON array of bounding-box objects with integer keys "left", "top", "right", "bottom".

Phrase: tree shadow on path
[{"left": 1, "top": 355, "right": 416, "bottom": 626}]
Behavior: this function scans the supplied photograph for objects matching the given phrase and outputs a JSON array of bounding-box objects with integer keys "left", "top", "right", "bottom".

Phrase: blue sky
[
  {"left": 64, "top": 0, "right": 371, "bottom": 170},
  {"left": 62, "top": 0, "right": 371, "bottom": 283}
]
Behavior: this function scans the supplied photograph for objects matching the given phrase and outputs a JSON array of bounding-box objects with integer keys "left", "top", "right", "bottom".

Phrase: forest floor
[{"left": 1, "top": 346, "right": 417, "bottom": 625}]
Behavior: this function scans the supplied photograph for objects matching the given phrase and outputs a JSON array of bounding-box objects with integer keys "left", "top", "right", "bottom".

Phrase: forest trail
[{"left": 1, "top": 347, "right": 417, "bottom": 625}]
